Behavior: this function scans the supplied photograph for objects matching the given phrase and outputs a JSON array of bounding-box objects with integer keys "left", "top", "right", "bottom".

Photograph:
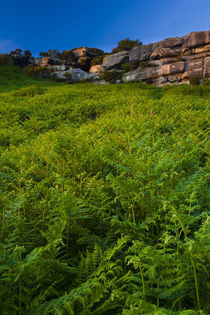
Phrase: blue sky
[{"left": 0, "top": 0, "right": 210, "bottom": 56}]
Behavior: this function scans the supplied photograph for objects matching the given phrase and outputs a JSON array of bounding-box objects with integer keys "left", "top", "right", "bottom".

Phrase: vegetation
[
  {"left": 23, "top": 64, "right": 52, "bottom": 78},
  {"left": 91, "top": 56, "right": 104, "bottom": 66},
  {"left": 112, "top": 38, "right": 142, "bottom": 53},
  {"left": 102, "top": 70, "right": 122, "bottom": 83},
  {"left": 0, "top": 65, "right": 209, "bottom": 314},
  {"left": 121, "top": 61, "right": 138, "bottom": 73}
]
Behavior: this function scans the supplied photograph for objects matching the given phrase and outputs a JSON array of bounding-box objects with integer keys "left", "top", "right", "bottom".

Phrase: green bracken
[{"left": 0, "top": 65, "right": 209, "bottom": 314}]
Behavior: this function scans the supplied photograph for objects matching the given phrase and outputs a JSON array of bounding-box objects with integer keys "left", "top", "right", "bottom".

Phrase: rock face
[
  {"left": 89, "top": 65, "right": 104, "bottom": 73},
  {"left": 103, "top": 51, "right": 129, "bottom": 69},
  {"left": 121, "top": 30, "right": 210, "bottom": 85},
  {"left": 51, "top": 68, "right": 98, "bottom": 81},
  {"left": 21, "top": 30, "right": 210, "bottom": 86}
]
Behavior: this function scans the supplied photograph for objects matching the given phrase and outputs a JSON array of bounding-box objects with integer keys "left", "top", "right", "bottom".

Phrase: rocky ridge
[{"left": 11, "top": 31, "right": 210, "bottom": 85}]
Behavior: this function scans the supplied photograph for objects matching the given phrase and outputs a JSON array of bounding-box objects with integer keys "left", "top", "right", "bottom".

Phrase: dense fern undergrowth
[{"left": 0, "top": 66, "right": 209, "bottom": 314}]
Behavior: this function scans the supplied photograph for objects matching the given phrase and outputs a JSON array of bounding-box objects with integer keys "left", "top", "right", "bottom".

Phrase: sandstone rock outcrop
[
  {"left": 19, "top": 30, "right": 210, "bottom": 86},
  {"left": 103, "top": 51, "right": 129, "bottom": 69},
  {"left": 121, "top": 30, "right": 210, "bottom": 85}
]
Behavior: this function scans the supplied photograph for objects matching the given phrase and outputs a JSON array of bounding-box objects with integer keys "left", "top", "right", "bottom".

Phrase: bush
[
  {"left": 60, "top": 50, "right": 77, "bottom": 64},
  {"left": 24, "top": 50, "right": 32, "bottom": 57},
  {"left": 11, "top": 85, "right": 44, "bottom": 97},
  {"left": 112, "top": 38, "right": 142, "bottom": 53},
  {"left": 102, "top": 70, "right": 122, "bottom": 83},
  {"left": 91, "top": 56, "right": 104, "bottom": 66},
  {"left": 121, "top": 61, "right": 137, "bottom": 73},
  {"left": 0, "top": 54, "right": 12, "bottom": 65},
  {"left": 189, "top": 76, "right": 199, "bottom": 85},
  {"left": 40, "top": 52, "right": 49, "bottom": 57},
  {"left": 24, "top": 64, "right": 52, "bottom": 78}
]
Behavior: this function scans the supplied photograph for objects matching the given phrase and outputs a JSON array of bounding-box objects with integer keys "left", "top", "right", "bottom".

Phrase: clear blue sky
[{"left": 0, "top": 0, "right": 210, "bottom": 56}]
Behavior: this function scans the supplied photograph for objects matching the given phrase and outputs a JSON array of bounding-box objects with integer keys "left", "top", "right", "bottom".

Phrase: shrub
[
  {"left": 0, "top": 54, "right": 12, "bottom": 65},
  {"left": 64, "top": 72, "right": 73, "bottom": 83},
  {"left": 102, "top": 70, "right": 122, "bottom": 83},
  {"left": 24, "top": 50, "right": 32, "bottom": 57},
  {"left": 91, "top": 56, "right": 104, "bottom": 66},
  {"left": 11, "top": 85, "right": 44, "bottom": 97},
  {"left": 60, "top": 50, "right": 77, "bottom": 64},
  {"left": 24, "top": 64, "right": 52, "bottom": 78},
  {"left": 121, "top": 61, "right": 137, "bottom": 73},
  {"left": 112, "top": 38, "right": 142, "bottom": 53},
  {"left": 189, "top": 76, "right": 199, "bottom": 85},
  {"left": 40, "top": 52, "right": 49, "bottom": 57},
  {"left": 10, "top": 49, "right": 23, "bottom": 56}
]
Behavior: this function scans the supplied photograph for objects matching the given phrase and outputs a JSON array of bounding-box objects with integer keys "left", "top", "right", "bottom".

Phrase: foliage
[
  {"left": 24, "top": 50, "right": 32, "bottom": 57},
  {"left": 60, "top": 50, "right": 77, "bottom": 64},
  {"left": 40, "top": 52, "right": 49, "bottom": 57},
  {"left": 0, "top": 54, "right": 12, "bottom": 65},
  {"left": 121, "top": 61, "right": 138, "bottom": 73},
  {"left": 0, "top": 66, "right": 209, "bottom": 314},
  {"left": 23, "top": 64, "right": 52, "bottom": 78},
  {"left": 11, "top": 85, "right": 45, "bottom": 97},
  {"left": 91, "top": 56, "right": 104, "bottom": 66},
  {"left": 102, "top": 70, "right": 122, "bottom": 83},
  {"left": 189, "top": 76, "right": 200, "bottom": 85},
  {"left": 112, "top": 38, "right": 142, "bottom": 53}
]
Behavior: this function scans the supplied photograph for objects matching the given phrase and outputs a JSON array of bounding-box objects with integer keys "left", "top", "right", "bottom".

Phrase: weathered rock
[
  {"left": 34, "top": 58, "right": 42, "bottom": 65},
  {"left": 160, "top": 37, "right": 184, "bottom": 48},
  {"left": 182, "top": 59, "right": 204, "bottom": 79},
  {"left": 153, "top": 76, "right": 168, "bottom": 86},
  {"left": 77, "top": 56, "right": 92, "bottom": 71},
  {"left": 192, "top": 44, "right": 210, "bottom": 54},
  {"left": 40, "top": 57, "right": 61, "bottom": 66},
  {"left": 53, "top": 65, "right": 67, "bottom": 71},
  {"left": 182, "top": 52, "right": 210, "bottom": 61},
  {"left": 122, "top": 66, "right": 161, "bottom": 82},
  {"left": 151, "top": 47, "right": 177, "bottom": 60},
  {"left": 129, "top": 44, "right": 157, "bottom": 62},
  {"left": 167, "top": 74, "right": 183, "bottom": 83},
  {"left": 161, "top": 61, "right": 184, "bottom": 76},
  {"left": 103, "top": 51, "right": 128, "bottom": 69},
  {"left": 182, "top": 31, "right": 210, "bottom": 50},
  {"left": 204, "top": 57, "right": 210, "bottom": 77},
  {"left": 89, "top": 65, "right": 104, "bottom": 73}
]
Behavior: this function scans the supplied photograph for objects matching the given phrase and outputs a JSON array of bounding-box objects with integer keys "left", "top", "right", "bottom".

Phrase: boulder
[
  {"left": 204, "top": 57, "right": 210, "bottom": 77},
  {"left": 103, "top": 51, "right": 128, "bottom": 69},
  {"left": 53, "top": 65, "right": 67, "bottom": 71},
  {"left": 151, "top": 47, "right": 177, "bottom": 60},
  {"left": 122, "top": 66, "right": 161, "bottom": 82},
  {"left": 89, "top": 65, "right": 104, "bottom": 73},
  {"left": 153, "top": 76, "right": 168, "bottom": 86},
  {"left": 129, "top": 44, "right": 157, "bottom": 62},
  {"left": 182, "top": 59, "right": 204, "bottom": 79},
  {"left": 160, "top": 37, "right": 184, "bottom": 48},
  {"left": 192, "top": 44, "right": 210, "bottom": 54},
  {"left": 161, "top": 61, "right": 184, "bottom": 76},
  {"left": 182, "top": 52, "right": 210, "bottom": 61},
  {"left": 182, "top": 31, "right": 210, "bottom": 50},
  {"left": 167, "top": 74, "right": 183, "bottom": 83}
]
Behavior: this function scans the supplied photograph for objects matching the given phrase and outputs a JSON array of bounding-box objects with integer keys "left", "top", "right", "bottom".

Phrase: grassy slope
[{"left": 0, "top": 66, "right": 209, "bottom": 314}]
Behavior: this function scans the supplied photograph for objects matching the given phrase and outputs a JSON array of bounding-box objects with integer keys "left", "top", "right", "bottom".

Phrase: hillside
[{"left": 0, "top": 66, "right": 209, "bottom": 314}]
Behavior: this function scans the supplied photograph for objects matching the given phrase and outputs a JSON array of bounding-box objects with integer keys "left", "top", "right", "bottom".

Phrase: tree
[
  {"left": 24, "top": 50, "right": 32, "bottom": 57},
  {"left": 112, "top": 38, "right": 142, "bottom": 53},
  {"left": 10, "top": 49, "right": 23, "bottom": 56}
]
